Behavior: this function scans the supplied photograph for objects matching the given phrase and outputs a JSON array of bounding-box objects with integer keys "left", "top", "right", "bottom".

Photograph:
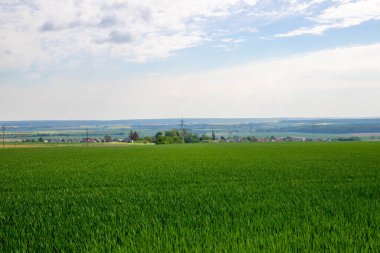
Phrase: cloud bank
[
  {"left": 0, "top": 0, "right": 259, "bottom": 69},
  {"left": 1, "top": 43, "right": 379, "bottom": 120},
  {"left": 2, "top": 0, "right": 379, "bottom": 69}
]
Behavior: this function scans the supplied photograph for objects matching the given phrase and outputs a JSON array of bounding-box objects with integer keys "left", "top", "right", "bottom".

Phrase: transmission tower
[
  {"left": 178, "top": 118, "right": 186, "bottom": 131},
  {"left": 178, "top": 118, "right": 187, "bottom": 140}
]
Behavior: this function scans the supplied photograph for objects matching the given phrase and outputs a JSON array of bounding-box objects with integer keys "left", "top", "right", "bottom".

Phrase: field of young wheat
[{"left": 0, "top": 142, "right": 379, "bottom": 251}]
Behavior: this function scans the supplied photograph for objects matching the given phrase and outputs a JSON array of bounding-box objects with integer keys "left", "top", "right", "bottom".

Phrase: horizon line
[{"left": 1, "top": 116, "right": 380, "bottom": 123}]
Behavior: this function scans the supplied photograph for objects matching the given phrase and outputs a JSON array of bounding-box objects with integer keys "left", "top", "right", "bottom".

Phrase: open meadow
[{"left": 0, "top": 142, "right": 379, "bottom": 251}]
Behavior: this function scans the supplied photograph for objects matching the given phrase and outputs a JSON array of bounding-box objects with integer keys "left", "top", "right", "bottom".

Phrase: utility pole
[
  {"left": 86, "top": 128, "right": 89, "bottom": 147},
  {"left": 2, "top": 126, "right": 5, "bottom": 148}
]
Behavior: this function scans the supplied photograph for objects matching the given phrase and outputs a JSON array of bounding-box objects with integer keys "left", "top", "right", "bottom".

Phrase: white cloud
[
  {"left": 1, "top": 43, "right": 379, "bottom": 120},
  {"left": 0, "top": 0, "right": 380, "bottom": 69},
  {"left": 240, "top": 27, "right": 258, "bottom": 33},
  {"left": 276, "top": 0, "right": 380, "bottom": 37},
  {"left": 1, "top": 1, "right": 379, "bottom": 69},
  {"left": 247, "top": 0, "right": 326, "bottom": 19},
  {"left": 0, "top": 0, "right": 259, "bottom": 69},
  {"left": 287, "top": 0, "right": 327, "bottom": 13},
  {"left": 217, "top": 37, "right": 247, "bottom": 51}
]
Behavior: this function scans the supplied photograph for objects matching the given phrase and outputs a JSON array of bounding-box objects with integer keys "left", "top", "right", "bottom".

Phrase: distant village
[{"left": 19, "top": 128, "right": 348, "bottom": 144}]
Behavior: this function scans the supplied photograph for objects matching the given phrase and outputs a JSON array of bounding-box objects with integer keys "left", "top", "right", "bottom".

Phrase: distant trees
[
  {"left": 337, "top": 137, "right": 361, "bottom": 141},
  {"left": 246, "top": 136, "right": 258, "bottom": 142},
  {"left": 129, "top": 130, "right": 133, "bottom": 140},
  {"left": 140, "top": 136, "right": 154, "bottom": 143},
  {"left": 212, "top": 130, "right": 216, "bottom": 140},
  {"left": 128, "top": 130, "right": 140, "bottom": 141},
  {"left": 183, "top": 132, "right": 200, "bottom": 143},
  {"left": 155, "top": 129, "right": 183, "bottom": 144},
  {"left": 104, "top": 135, "right": 112, "bottom": 142},
  {"left": 156, "top": 135, "right": 183, "bottom": 144},
  {"left": 200, "top": 134, "right": 213, "bottom": 142},
  {"left": 155, "top": 131, "right": 163, "bottom": 139},
  {"left": 152, "top": 129, "right": 221, "bottom": 144},
  {"left": 132, "top": 132, "right": 139, "bottom": 141},
  {"left": 165, "top": 129, "right": 181, "bottom": 137}
]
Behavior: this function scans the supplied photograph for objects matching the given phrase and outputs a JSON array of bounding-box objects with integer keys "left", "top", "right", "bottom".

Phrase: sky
[{"left": 0, "top": 0, "right": 380, "bottom": 120}]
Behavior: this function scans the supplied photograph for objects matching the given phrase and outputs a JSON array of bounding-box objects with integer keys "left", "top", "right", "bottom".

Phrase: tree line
[{"left": 116, "top": 129, "right": 218, "bottom": 144}]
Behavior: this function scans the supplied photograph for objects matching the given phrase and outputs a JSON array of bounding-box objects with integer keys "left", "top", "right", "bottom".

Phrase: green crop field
[{"left": 0, "top": 143, "right": 379, "bottom": 252}]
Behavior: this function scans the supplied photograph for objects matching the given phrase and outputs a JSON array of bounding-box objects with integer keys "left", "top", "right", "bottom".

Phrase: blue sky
[{"left": 0, "top": 0, "right": 380, "bottom": 120}]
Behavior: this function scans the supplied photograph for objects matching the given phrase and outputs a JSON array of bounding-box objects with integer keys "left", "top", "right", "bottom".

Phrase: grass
[{"left": 0, "top": 142, "right": 379, "bottom": 251}]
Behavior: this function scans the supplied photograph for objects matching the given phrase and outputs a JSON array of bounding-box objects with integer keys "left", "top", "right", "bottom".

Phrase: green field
[{"left": 0, "top": 143, "right": 379, "bottom": 251}]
